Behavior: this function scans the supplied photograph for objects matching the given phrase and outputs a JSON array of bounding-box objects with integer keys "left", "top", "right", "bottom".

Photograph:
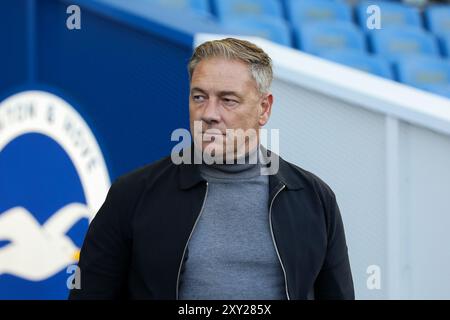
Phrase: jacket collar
[
  {"left": 177, "top": 144, "right": 304, "bottom": 191},
  {"left": 262, "top": 146, "right": 304, "bottom": 192}
]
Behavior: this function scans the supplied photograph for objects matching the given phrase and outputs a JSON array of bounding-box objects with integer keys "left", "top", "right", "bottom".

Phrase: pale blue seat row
[{"left": 150, "top": 0, "right": 450, "bottom": 98}]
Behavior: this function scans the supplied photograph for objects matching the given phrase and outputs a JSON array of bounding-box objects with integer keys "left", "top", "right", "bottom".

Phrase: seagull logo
[
  {"left": 0, "top": 90, "right": 110, "bottom": 298},
  {"left": 0, "top": 204, "right": 90, "bottom": 281}
]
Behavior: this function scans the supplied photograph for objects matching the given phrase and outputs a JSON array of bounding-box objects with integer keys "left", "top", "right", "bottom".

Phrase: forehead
[{"left": 190, "top": 57, "right": 256, "bottom": 92}]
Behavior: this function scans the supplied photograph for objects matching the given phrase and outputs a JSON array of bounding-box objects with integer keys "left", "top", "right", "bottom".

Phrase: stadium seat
[
  {"left": 221, "top": 16, "right": 292, "bottom": 46},
  {"left": 355, "top": 1, "right": 422, "bottom": 31},
  {"left": 394, "top": 56, "right": 450, "bottom": 90},
  {"left": 439, "top": 34, "right": 450, "bottom": 57},
  {"left": 318, "top": 49, "right": 394, "bottom": 79},
  {"left": 212, "top": 0, "right": 283, "bottom": 20},
  {"left": 421, "top": 84, "right": 450, "bottom": 98},
  {"left": 295, "top": 21, "right": 366, "bottom": 55},
  {"left": 368, "top": 27, "right": 440, "bottom": 62},
  {"left": 424, "top": 5, "right": 450, "bottom": 36},
  {"left": 154, "top": 0, "right": 210, "bottom": 15},
  {"left": 284, "top": 0, "right": 352, "bottom": 26}
]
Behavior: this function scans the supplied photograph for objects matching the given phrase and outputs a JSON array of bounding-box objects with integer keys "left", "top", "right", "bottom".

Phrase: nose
[{"left": 201, "top": 98, "right": 221, "bottom": 125}]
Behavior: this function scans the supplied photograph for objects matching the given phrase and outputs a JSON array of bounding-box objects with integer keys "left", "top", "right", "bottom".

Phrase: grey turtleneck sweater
[{"left": 178, "top": 149, "right": 286, "bottom": 300}]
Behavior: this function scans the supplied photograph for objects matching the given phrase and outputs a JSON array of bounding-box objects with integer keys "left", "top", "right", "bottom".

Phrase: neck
[{"left": 199, "top": 145, "right": 263, "bottom": 179}]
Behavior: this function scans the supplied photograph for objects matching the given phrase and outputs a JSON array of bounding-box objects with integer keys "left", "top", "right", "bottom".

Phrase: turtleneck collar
[{"left": 198, "top": 145, "right": 265, "bottom": 180}]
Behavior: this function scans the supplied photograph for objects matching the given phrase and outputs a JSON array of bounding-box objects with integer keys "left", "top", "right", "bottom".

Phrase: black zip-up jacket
[{"left": 69, "top": 149, "right": 354, "bottom": 300}]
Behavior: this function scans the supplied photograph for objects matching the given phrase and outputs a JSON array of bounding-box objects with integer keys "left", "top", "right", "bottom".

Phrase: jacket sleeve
[
  {"left": 68, "top": 178, "right": 131, "bottom": 300},
  {"left": 314, "top": 189, "right": 355, "bottom": 300}
]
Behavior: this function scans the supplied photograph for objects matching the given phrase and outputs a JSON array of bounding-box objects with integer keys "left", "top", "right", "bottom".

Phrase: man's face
[{"left": 189, "top": 57, "right": 273, "bottom": 161}]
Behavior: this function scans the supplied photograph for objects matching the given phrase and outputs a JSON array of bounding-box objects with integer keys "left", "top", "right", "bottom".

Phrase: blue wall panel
[
  {"left": 0, "top": 0, "right": 28, "bottom": 90},
  {"left": 36, "top": 0, "right": 193, "bottom": 178}
]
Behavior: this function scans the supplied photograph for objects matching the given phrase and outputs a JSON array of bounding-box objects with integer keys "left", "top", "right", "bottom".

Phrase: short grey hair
[{"left": 188, "top": 38, "right": 273, "bottom": 94}]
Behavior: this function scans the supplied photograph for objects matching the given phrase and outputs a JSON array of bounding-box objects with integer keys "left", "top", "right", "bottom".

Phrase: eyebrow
[{"left": 190, "top": 87, "right": 243, "bottom": 99}]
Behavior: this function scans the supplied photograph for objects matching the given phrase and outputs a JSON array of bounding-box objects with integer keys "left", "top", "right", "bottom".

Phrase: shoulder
[
  {"left": 108, "top": 154, "right": 176, "bottom": 201},
  {"left": 279, "top": 157, "right": 338, "bottom": 217},
  {"left": 280, "top": 157, "right": 341, "bottom": 232},
  {"left": 282, "top": 157, "right": 336, "bottom": 199}
]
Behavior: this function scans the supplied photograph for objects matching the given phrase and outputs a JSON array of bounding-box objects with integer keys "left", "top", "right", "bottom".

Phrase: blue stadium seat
[
  {"left": 368, "top": 27, "right": 440, "bottom": 62},
  {"left": 155, "top": 0, "right": 210, "bottom": 15},
  {"left": 318, "top": 49, "right": 394, "bottom": 79},
  {"left": 355, "top": 1, "right": 422, "bottom": 31},
  {"left": 421, "top": 84, "right": 450, "bottom": 98},
  {"left": 212, "top": 0, "right": 283, "bottom": 20},
  {"left": 395, "top": 56, "right": 450, "bottom": 90},
  {"left": 221, "top": 17, "right": 292, "bottom": 46},
  {"left": 440, "top": 34, "right": 450, "bottom": 57},
  {"left": 284, "top": 0, "right": 352, "bottom": 26},
  {"left": 424, "top": 5, "right": 450, "bottom": 36},
  {"left": 295, "top": 21, "right": 366, "bottom": 55}
]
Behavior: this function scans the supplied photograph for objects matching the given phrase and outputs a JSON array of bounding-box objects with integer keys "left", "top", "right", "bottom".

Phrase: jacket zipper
[
  {"left": 269, "top": 184, "right": 291, "bottom": 300},
  {"left": 176, "top": 181, "right": 209, "bottom": 300}
]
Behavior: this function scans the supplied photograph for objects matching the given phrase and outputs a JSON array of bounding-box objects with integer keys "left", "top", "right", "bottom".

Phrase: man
[{"left": 69, "top": 38, "right": 354, "bottom": 300}]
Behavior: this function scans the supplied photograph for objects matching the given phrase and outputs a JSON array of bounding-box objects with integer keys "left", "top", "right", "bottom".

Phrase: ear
[{"left": 258, "top": 93, "right": 273, "bottom": 127}]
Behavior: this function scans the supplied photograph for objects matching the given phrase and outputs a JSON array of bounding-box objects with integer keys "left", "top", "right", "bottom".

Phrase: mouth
[
  {"left": 202, "top": 131, "right": 225, "bottom": 136},
  {"left": 201, "top": 131, "right": 226, "bottom": 143}
]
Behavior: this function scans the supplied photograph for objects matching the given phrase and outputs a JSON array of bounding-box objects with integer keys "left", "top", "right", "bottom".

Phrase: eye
[
  {"left": 222, "top": 98, "right": 238, "bottom": 107},
  {"left": 192, "top": 95, "right": 205, "bottom": 103}
]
